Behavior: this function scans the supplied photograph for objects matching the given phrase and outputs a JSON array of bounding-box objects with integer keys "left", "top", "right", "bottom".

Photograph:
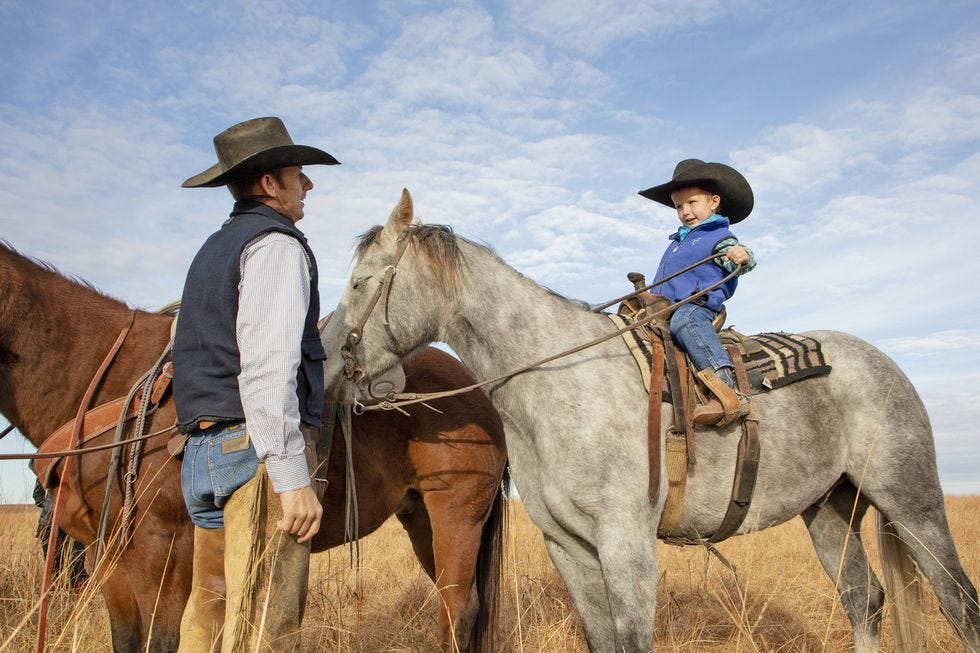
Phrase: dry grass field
[{"left": 0, "top": 496, "right": 977, "bottom": 652}]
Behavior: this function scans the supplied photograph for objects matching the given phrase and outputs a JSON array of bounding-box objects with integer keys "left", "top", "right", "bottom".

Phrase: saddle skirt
[{"left": 606, "top": 314, "right": 832, "bottom": 396}]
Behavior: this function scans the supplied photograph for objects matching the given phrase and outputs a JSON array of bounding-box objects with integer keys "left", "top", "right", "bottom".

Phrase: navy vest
[
  {"left": 652, "top": 217, "right": 738, "bottom": 313},
  {"left": 173, "top": 200, "right": 326, "bottom": 433}
]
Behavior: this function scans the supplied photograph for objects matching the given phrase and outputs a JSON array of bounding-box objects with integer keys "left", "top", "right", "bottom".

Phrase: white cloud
[
  {"left": 899, "top": 86, "right": 980, "bottom": 146},
  {"left": 734, "top": 124, "right": 874, "bottom": 196},
  {"left": 505, "top": 0, "right": 732, "bottom": 55},
  {"left": 879, "top": 331, "right": 980, "bottom": 356}
]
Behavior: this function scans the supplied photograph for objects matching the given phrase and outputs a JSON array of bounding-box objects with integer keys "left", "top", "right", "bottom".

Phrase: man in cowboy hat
[
  {"left": 172, "top": 116, "right": 339, "bottom": 651},
  {"left": 639, "top": 158, "right": 757, "bottom": 427}
]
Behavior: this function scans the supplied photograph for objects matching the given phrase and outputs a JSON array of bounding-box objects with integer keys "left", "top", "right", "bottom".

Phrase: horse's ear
[{"left": 384, "top": 188, "right": 414, "bottom": 237}]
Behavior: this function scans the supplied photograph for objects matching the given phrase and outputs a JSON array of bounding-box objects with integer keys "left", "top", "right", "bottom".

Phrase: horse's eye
[{"left": 352, "top": 276, "right": 370, "bottom": 290}]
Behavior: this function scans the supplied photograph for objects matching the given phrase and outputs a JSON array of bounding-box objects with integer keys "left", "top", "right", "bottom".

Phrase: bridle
[{"left": 341, "top": 234, "right": 413, "bottom": 384}]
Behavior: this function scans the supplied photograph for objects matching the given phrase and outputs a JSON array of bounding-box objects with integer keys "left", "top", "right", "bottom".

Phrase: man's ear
[{"left": 257, "top": 172, "right": 277, "bottom": 195}]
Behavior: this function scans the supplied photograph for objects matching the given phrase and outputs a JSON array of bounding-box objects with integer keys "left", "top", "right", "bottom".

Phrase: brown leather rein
[
  {"left": 36, "top": 312, "right": 135, "bottom": 653},
  {"left": 0, "top": 429, "right": 171, "bottom": 461},
  {"left": 340, "top": 239, "right": 740, "bottom": 413}
]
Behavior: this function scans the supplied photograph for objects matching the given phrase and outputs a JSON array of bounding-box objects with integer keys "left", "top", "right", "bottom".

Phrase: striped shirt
[{"left": 236, "top": 231, "right": 311, "bottom": 493}]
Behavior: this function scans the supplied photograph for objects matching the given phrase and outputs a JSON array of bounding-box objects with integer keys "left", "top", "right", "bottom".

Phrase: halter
[{"left": 341, "top": 234, "right": 413, "bottom": 384}]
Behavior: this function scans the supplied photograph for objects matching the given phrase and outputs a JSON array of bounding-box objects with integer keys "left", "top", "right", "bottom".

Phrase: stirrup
[{"left": 693, "top": 368, "right": 748, "bottom": 427}]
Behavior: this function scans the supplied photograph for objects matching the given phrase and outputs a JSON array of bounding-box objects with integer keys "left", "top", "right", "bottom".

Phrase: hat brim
[
  {"left": 638, "top": 162, "right": 753, "bottom": 224},
  {"left": 182, "top": 145, "right": 340, "bottom": 188}
]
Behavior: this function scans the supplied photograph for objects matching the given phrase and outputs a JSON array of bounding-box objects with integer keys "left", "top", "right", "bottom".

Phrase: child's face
[{"left": 670, "top": 187, "right": 721, "bottom": 228}]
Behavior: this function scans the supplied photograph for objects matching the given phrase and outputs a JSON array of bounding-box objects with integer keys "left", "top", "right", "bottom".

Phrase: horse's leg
[
  {"left": 801, "top": 481, "right": 884, "bottom": 653},
  {"left": 95, "top": 551, "right": 189, "bottom": 653},
  {"left": 398, "top": 486, "right": 485, "bottom": 652},
  {"left": 864, "top": 481, "right": 980, "bottom": 651},
  {"left": 121, "top": 529, "right": 190, "bottom": 653},
  {"left": 542, "top": 532, "right": 620, "bottom": 652},
  {"left": 595, "top": 521, "right": 658, "bottom": 652},
  {"left": 98, "top": 573, "right": 145, "bottom": 653}
]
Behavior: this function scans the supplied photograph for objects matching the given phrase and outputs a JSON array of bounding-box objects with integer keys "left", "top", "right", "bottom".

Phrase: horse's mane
[
  {"left": 356, "top": 223, "right": 468, "bottom": 292},
  {"left": 354, "top": 225, "right": 592, "bottom": 311},
  {"left": 0, "top": 239, "right": 130, "bottom": 307}
]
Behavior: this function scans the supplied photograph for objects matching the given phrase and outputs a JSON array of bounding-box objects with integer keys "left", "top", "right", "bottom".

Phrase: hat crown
[
  {"left": 673, "top": 158, "right": 706, "bottom": 179},
  {"left": 213, "top": 117, "right": 295, "bottom": 169}
]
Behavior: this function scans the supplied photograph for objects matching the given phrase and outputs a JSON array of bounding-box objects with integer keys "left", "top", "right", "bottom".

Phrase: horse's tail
[
  {"left": 877, "top": 512, "right": 927, "bottom": 652},
  {"left": 468, "top": 462, "right": 511, "bottom": 653}
]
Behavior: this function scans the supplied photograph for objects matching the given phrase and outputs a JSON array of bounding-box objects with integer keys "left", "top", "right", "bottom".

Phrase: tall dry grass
[{"left": 0, "top": 496, "right": 977, "bottom": 652}]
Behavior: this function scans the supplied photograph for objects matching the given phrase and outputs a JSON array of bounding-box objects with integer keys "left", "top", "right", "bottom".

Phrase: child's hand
[{"left": 725, "top": 245, "right": 749, "bottom": 266}]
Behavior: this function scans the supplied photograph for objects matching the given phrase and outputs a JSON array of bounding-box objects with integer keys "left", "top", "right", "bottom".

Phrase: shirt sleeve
[
  {"left": 713, "top": 236, "right": 757, "bottom": 274},
  {"left": 236, "top": 232, "right": 312, "bottom": 494}
]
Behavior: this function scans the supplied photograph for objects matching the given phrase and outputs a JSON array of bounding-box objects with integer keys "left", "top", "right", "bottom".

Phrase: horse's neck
[
  {"left": 0, "top": 251, "right": 158, "bottom": 445},
  {"left": 445, "top": 243, "right": 609, "bottom": 383}
]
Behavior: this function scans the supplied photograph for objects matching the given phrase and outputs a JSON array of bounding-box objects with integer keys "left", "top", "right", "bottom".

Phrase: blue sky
[{"left": 1, "top": 0, "right": 978, "bottom": 500}]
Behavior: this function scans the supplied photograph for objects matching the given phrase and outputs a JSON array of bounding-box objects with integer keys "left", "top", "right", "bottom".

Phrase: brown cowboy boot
[{"left": 691, "top": 368, "right": 748, "bottom": 427}]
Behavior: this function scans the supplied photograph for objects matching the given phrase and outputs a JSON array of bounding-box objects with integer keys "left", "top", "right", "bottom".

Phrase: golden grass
[{"left": 0, "top": 497, "right": 977, "bottom": 652}]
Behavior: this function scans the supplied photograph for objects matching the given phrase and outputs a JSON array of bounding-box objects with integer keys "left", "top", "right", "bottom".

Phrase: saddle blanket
[{"left": 606, "top": 314, "right": 832, "bottom": 396}]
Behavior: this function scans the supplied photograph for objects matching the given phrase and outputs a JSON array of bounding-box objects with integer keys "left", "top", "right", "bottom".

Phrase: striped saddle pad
[{"left": 607, "top": 314, "right": 832, "bottom": 395}]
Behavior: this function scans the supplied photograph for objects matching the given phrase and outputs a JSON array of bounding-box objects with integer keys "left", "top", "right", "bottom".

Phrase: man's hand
[{"left": 277, "top": 485, "right": 322, "bottom": 543}]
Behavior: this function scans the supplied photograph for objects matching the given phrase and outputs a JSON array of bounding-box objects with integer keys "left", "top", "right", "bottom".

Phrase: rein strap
[
  {"left": 36, "top": 311, "right": 136, "bottom": 653},
  {"left": 357, "top": 264, "right": 742, "bottom": 413}
]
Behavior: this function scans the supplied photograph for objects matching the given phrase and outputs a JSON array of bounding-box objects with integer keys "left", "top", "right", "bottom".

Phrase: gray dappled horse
[{"left": 321, "top": 190, "right": 980, "bottom": 653}]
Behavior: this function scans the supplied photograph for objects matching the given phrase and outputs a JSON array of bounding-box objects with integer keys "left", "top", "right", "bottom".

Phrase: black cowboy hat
[
  {"left": 638, "top": 158, "right": 754, "bottom": 224},
  {"left": 182, "top": 116, "right": 340, "bottom": 188}
]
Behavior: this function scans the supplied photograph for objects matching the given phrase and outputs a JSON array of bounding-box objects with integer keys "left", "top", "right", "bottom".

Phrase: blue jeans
[
  {"left": 669, "top": 303, "right": 734, "bottom": 373},
  {"left": 181, "top": 422, "right": 259, "bottom": 529}
]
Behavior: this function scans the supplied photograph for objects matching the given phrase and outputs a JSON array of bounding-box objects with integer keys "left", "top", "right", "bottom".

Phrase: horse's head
[{"left": 322, "top": 189, "right": 458, "bottom": 398}]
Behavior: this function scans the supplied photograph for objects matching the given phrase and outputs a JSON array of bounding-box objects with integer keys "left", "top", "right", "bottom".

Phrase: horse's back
[{"left": 677, "top": 329, "right": 940, "bottom": 536}]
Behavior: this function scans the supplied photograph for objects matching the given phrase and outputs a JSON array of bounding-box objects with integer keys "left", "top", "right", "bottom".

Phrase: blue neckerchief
[{"left": 677, "top": 213, "right": 722, "bottom": 241}]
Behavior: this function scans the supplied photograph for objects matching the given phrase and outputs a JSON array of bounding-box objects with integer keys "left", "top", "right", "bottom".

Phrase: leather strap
[
  {"left": 646, "top": 335, "right": 665, "bottom": 502},
  {"left": 658, "top": 434, "right": 688, "bottom": 536},
  {"left": 669, "top": 342, "right": 695, "bottom": 464},
  {"left": 37, "top": 311, "right": 135, "bottom": 653},
  {"left": 314, "top": 404, "right": 337, "bottom": 499},
  {"left": 708, "top": 346, "right": 761, "bottom": 542},
  {"left": 657, "top": 329, "right": 692, "bottom": 535}
]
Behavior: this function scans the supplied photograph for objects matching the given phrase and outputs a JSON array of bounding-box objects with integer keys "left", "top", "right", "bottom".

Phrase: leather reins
[
  {"left": 590, "top": 251, "right": 737, "bottom": 313},
  {"left": 0, "top": 428, "right": 172, "bottom": 461},
  {"left": 340, "top": 241, "right": 740, "bottom": 413},
  {"left": 36, "top": 311, "right": 135, "bottom": 653}
]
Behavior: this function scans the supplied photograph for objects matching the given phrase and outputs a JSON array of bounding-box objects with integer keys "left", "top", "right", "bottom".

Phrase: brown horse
[{"left": 0, "top": 240, "right": 508, "bottom": 653}]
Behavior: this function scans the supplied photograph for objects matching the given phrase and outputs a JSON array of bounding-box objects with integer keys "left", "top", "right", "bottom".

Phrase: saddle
[
  {"left": 34, "top": 362, "right": 174, "bottom": 489},
  {"left": 613, "top": 273, "right": 832, "bottom": 544}
]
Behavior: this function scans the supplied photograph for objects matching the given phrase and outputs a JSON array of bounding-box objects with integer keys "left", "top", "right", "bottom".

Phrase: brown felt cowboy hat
[
  {"left": 638, "top": 158, "right": 754, "bottom": 224},
  {"left": 182, "top": 116, "right": 340, "bottom": 188}
]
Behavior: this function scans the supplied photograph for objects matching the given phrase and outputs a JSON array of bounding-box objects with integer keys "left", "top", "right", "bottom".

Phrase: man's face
[{"left": 270, "top": 166, "right": 314, "bottom": 223}]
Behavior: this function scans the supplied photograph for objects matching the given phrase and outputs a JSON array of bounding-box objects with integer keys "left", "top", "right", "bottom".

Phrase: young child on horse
[{"left": 639, "top": 159, "right": 756, "bottom": 426}]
